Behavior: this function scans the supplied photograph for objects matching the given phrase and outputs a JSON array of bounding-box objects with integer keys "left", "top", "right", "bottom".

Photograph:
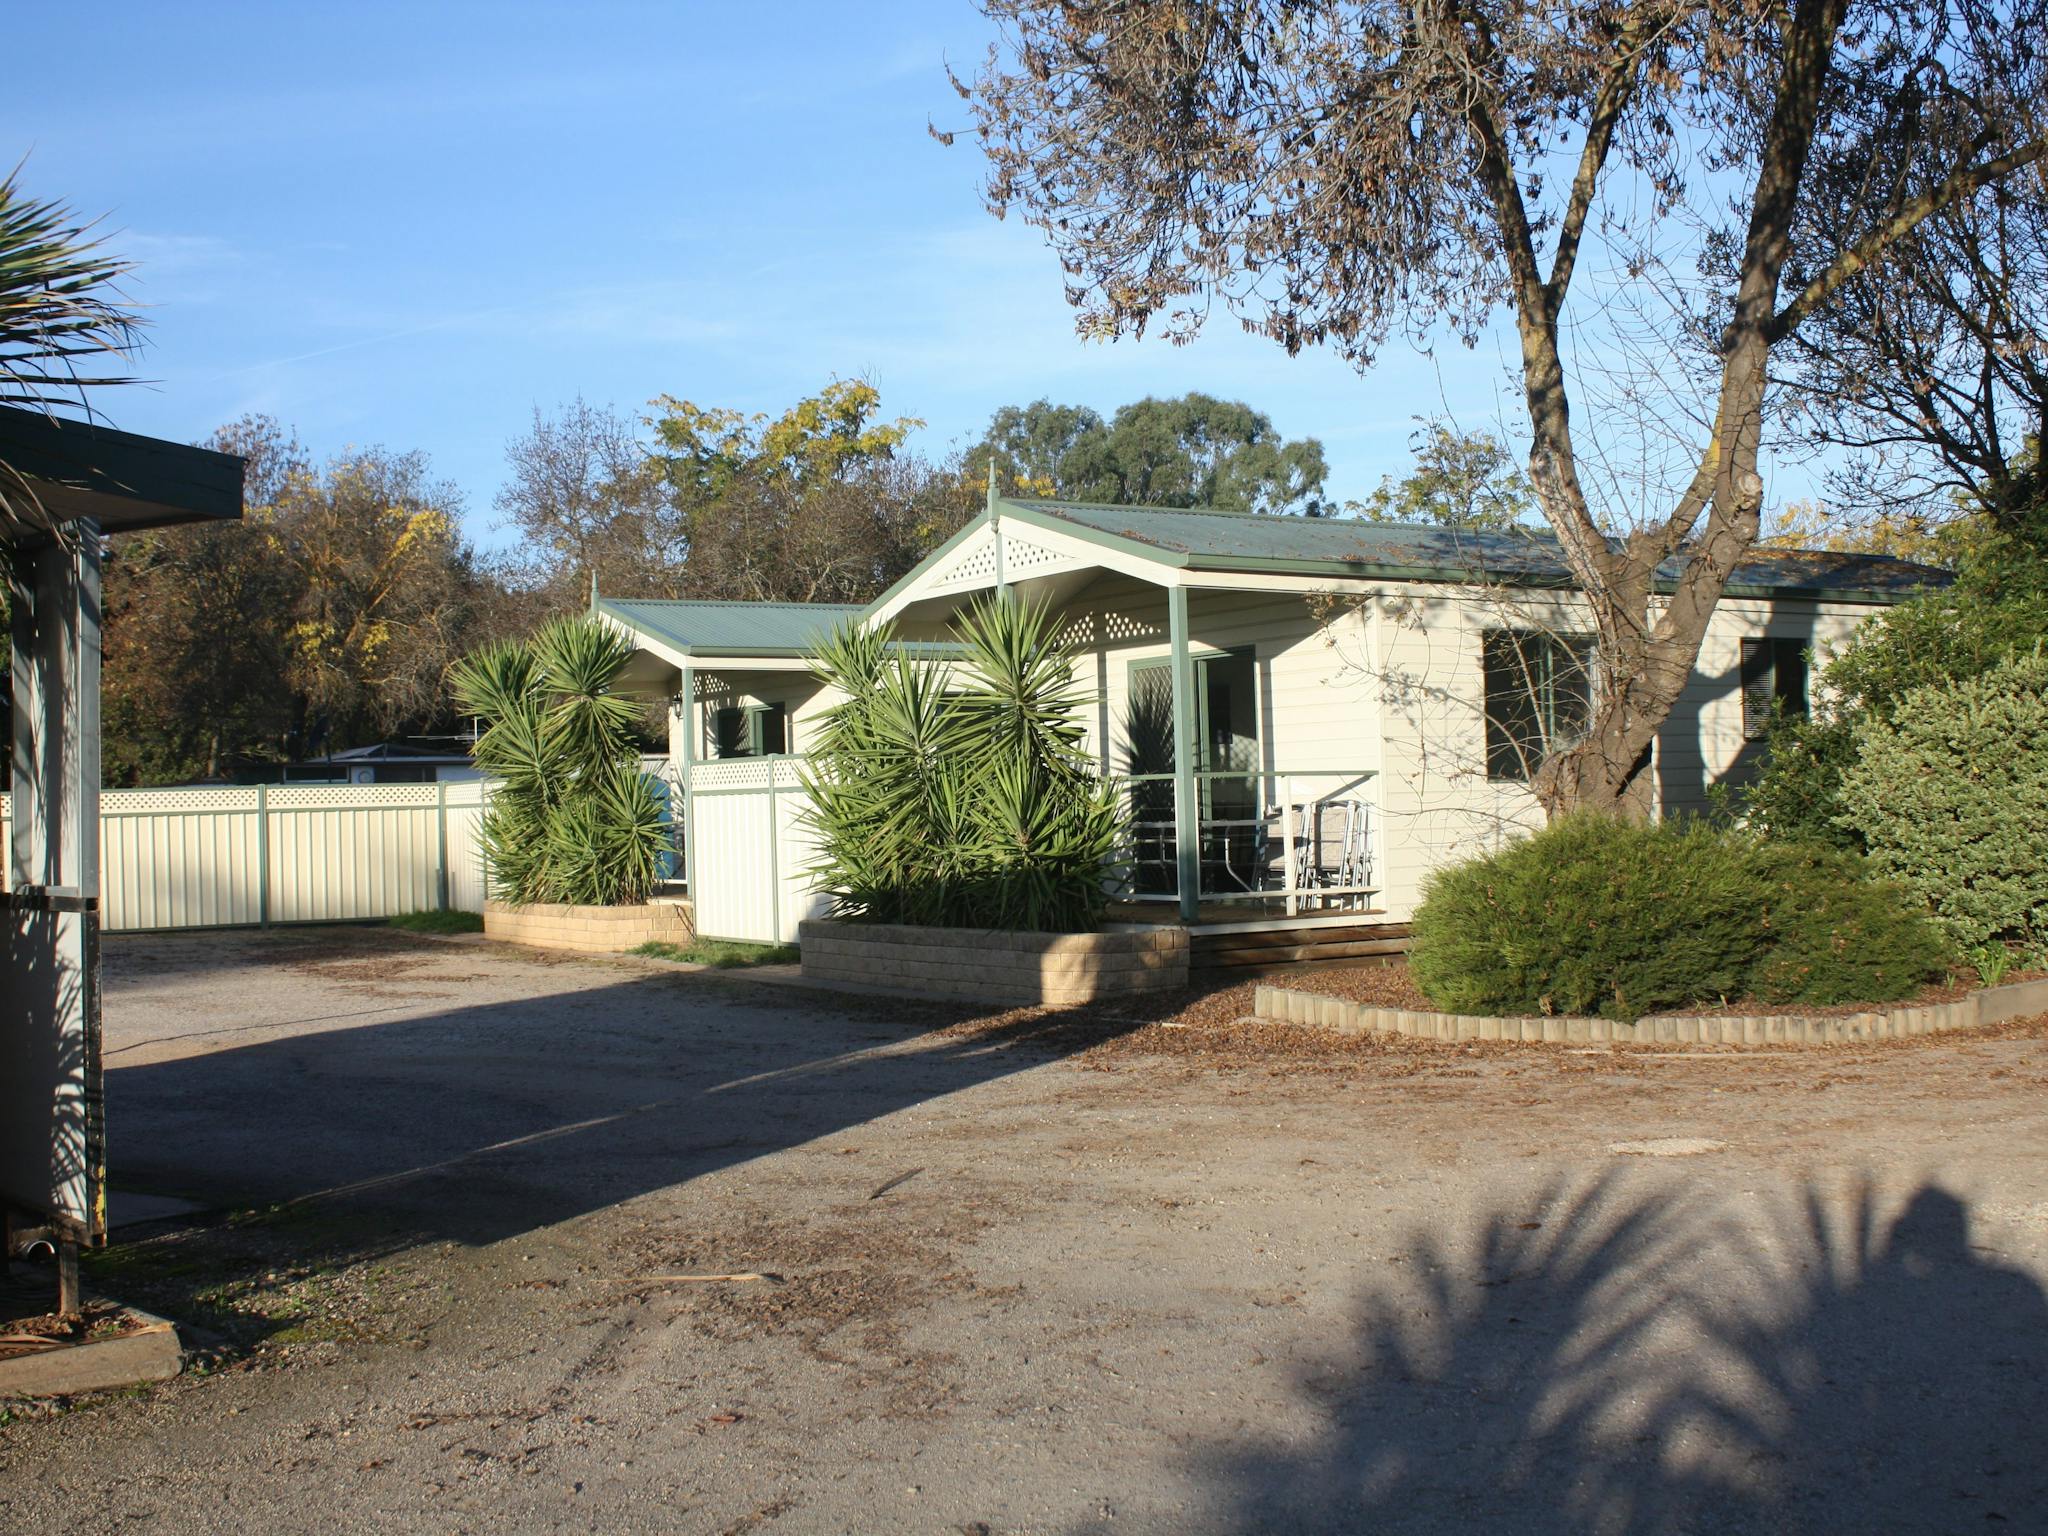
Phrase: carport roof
[
  {"left": 0, "top": 405, "right": 245, "bottom": 534},
  {"left": 595, "top": 598, "right": 866, "bottom": 657}
]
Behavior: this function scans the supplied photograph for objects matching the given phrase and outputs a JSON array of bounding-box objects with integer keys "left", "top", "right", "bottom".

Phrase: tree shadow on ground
[
  {"left": 1176, "top": 1173, "right": 2048, "bottom": 1535},
  {"left": 88, "top": 932, "right": 1165, "bottom": 1342}
]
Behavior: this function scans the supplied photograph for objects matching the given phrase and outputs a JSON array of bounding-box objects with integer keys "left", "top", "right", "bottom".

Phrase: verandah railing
[{"left": 1110, "top": 767, "right": 1380, "bottom": 915}]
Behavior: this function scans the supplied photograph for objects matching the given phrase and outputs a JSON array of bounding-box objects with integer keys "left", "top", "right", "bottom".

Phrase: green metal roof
[
  {"left": 999, "top": 498, "right": 1951, "bottom": 604},
  {"left": 595, "top": 598, "right": 865, "bottom": 657}
]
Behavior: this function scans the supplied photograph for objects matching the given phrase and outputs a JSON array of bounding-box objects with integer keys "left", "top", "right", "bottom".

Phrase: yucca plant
[
  {"left": 1, "top": 163, "right": 145, "bottom": 539},
  {"left": 802, "top": 596, "right": 1126, "bottom": 932},
  {"left": 449, "top": 617, "right": 668, "bottom": 906}
]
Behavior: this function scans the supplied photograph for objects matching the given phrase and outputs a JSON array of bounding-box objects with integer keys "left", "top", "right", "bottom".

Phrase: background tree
[
  {"left": 102, "top": 417, "right": 305, "bottom": 783},
  {"left": 1358, "top": 421, "right": 1537, "bottom": 530},
  {"left": 952, "top": 0, "right": 2047, "bottom": 817},
  {"left": 274, "top": 444, "right": 470, "bottom": 756},
  {"left": 972, "top": 391, "right": 1329, "bottom": 512},
  {"left": 649, "top": 379, "right": 976, "bottom": 603},
  {"left": 496, "top": 397, "right": 682, "bottom": 605},
  {"left": 102, "top": 416, "right": 491, "bottom": 782}
]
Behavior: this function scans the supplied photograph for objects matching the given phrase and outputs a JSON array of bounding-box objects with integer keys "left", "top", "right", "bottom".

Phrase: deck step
[
  {"left": 1196, "top": 936, "right": 1412, "bottom": 968},
  {"left": 1189, "top": 920, "right": 1411, "bottom": 973}
]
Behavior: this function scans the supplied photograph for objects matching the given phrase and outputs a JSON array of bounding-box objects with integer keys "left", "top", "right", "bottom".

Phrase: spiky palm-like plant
[
  {"left": 1, "top": 165, "right": 144, "bottom": 539},
  {"left": 449, "top": 617, "right": 667, "bottom": 906},
  {"left": 803, "top": 596, "right": 1125, "bottom": 932}
]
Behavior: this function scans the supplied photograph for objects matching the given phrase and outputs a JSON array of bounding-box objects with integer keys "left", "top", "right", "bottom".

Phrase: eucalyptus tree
[
  {"left": 972, "top": 392, "right": 1330, "bottom": 512},
  {"left": 948, "top": 0, "right": 2047, "bottom": 816}
]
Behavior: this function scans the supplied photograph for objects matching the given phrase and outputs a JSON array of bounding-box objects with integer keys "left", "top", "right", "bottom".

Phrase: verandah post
[
  {"left": 678, "top": 663, "right": 697, "bottom": 901},
  {"left": 1168, "top": 584, "right": 1199, "bottom": 924}
]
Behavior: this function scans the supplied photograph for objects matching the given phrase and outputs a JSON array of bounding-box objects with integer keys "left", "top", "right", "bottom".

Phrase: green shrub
[
  {"left": 1837, "top": 651, "right": 2048, "bottom": 952},
  {"left": 802, "top": 596, "right": 1126, "bottom": 932},
  {"left": 449, "top": 618, "right": 669, "bottom": 907},
  {"left": 1741, "top": 515, "right": 2048, "bottom": 845},
  {"left": 1409, "top": 814, "right": 1952, "bottom": 1019},
  {"left": 1409, "top": 814, "right": 1761, "bottom": 1020},
  {"left": 1746, "top": 843, "right": 1951, "bottom": 1005},
  {"left": 1741, "top": 711, "right": 1862, "bottom": 851}
]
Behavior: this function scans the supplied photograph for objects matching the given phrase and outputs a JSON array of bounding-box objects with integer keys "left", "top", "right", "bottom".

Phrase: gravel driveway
[{"left": 3, "top": 926, "right": 2046, "bottom": 1534}]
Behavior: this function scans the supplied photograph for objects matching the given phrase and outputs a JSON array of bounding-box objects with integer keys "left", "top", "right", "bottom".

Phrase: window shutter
[{"left": 1740, "top": 638, "right": 1774, "bottom": 740}]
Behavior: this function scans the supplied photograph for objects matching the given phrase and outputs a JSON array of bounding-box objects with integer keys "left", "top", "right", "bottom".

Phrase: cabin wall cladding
[{"left": 0, "top": 781, "right": 490, "bottom": 931}]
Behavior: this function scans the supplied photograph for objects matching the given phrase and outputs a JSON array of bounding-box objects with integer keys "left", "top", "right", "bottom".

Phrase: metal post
[
  {"left": 57, "top": 1238, "right": 80, "bottom": 1316},
  {"left": 1168, "top": 584, "right": 1199, "bottom": 924},
  {"left": 434, "top": 779, "right": 450, "bottom": 911},
  {"left": 765, "top": 761, "right": 782, "bottom": 944},
  {"left": 255, "top": 781, "right": 270, "bottom": 928},
  {"left": 1281, "top": 777, "right": 1299, "bottom": 919}
]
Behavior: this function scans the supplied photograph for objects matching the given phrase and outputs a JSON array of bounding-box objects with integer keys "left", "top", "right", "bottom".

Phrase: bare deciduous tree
[{"left": 948, "top": 0, "right": 2046, "bottom": 816}]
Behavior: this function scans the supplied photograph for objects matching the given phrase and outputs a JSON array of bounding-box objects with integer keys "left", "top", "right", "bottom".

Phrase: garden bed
[
  {"left": 484, "top": 897, "right": 694, "bottom": 955},
  {"left": 1254, "top": 962, "right": 2048, "bottom": 1047}
]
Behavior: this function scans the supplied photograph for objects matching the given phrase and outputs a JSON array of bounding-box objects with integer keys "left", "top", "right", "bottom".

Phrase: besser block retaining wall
[
  {"left": 799, "top": 919, "right": 1188, "bottom": 1006},
  {"left": 485, "top": 898, "right": 694, "bottom": 955}
]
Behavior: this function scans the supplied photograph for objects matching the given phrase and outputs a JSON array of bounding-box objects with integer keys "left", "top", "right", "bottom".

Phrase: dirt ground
[{"left": 3, "top": 926, "right": 2047, "bottom": 1535}]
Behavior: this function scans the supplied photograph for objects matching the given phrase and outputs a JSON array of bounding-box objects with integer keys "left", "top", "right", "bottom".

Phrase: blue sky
[{"left": 6, "top": 1, "right": 1793, "bottom": 551}]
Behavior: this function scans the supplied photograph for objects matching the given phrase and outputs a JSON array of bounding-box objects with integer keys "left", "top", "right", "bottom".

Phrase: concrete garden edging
[
  {"left": 1253, "top": 974, "right": 2048, "bottom": 1047},
  {"left": 799, "top": 919, "right": 1189, "bottom": 1007},
  {"left": 484, "top": 898, "right": 694, "bottom": 955},
  {"left": 0, "top": 1306, "right": 183, "bottom": 1399}
]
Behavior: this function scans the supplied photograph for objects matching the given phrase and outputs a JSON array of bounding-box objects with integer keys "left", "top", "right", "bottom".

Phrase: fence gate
[{"left": 685, "top": 757, "right": 826, "bottom": 944}]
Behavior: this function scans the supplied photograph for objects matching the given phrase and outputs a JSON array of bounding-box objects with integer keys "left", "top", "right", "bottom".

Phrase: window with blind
[
  {"left": 1482, "top": 630, "right": 1596, "bottom": 782},
  {"left": 1740, "top": 638, "right": 1810, "bottom": 740}
]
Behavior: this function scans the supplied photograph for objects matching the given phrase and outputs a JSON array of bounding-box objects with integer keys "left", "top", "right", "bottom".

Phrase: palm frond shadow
[{"left": 1173, "top": 1172, "right": 2048, "bottom": 1535}]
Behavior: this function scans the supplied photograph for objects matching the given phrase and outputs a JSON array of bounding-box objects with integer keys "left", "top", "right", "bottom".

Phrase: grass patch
[
  {"left": 387, "top": 908, "right": 484, "bottom": 935},
  {"left": 633, "top": 937, "right": 799, "bottom": 969}
]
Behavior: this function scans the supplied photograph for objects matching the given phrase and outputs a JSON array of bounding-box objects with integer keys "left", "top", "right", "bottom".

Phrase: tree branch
[
  {"left": 1768, "top": 139, "right": 2048, "bottom": 341},
  {"left": 1546, "top": 11, "right": 1662, "bottom": 316}
]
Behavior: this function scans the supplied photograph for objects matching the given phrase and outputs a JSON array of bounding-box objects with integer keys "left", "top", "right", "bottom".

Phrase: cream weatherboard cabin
[{"left": 597, "top": 496, "right": 1943, "bottom": 958}]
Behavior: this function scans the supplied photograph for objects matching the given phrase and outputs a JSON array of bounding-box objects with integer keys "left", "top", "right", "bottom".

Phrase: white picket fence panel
[
  {"left": 686, "top": 758, "right": 827, "bottom": 944},
  {"left": 0, "top": 781, "right": 490, "bottom": 932}
]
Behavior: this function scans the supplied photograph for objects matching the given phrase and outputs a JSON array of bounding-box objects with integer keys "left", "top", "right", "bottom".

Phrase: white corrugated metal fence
[
  {"left": 686, "top": 757, "right": 826, "bottom": 944},
  {"left": 0, "top": 781, "right": 490, "bottom": 931}
]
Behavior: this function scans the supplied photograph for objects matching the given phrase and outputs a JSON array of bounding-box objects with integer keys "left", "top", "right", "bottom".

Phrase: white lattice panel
[
  {"left": 999, "top": 535, "right": 1076, "bottom": 575},
  {"left": 933, "top": 532, "right": 1000, "bottom": 588}
]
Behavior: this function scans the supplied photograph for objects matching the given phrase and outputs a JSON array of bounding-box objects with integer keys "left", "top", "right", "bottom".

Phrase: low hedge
[{"left": 1408, "top": 813, "right": 1949, "bottom": 1020}]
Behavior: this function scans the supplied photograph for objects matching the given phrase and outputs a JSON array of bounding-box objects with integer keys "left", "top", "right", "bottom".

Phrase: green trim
[
  {"left": 255, "top": 782, "right": 269, "bottom": 928},
  {"left": 435, "top": 780, "right": 449, "bottom": 911}
]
